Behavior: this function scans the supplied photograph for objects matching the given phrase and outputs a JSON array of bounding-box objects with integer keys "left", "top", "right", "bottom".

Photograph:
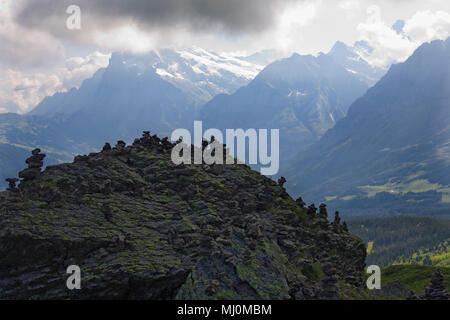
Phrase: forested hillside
[
  {"left": 348, "top": 216, "right": 450, "bottom": 267},
  {"left": 395, "top": 239, "right": 450, "bottom": 267}
]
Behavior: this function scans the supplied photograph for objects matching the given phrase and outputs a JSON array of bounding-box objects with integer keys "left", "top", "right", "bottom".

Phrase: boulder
[{"left": 421, "top": 269, "right": 449, "bottom": 300}]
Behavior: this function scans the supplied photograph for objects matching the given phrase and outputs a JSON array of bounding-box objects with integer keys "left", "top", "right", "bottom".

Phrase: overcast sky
[{"left": 1, "top": 0, "right": 449, "bottom": 113}]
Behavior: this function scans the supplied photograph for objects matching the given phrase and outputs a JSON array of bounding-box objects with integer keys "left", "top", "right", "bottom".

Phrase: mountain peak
[
  {"left": 200, "top": 50, "right": 369, "bottom": 159},
  {"left": 29, "top": 47, "right": 266, "bottom": 117},
  {"left": 327, "top": 40, "right": 386, "bottom": 86},
  {"left": 329, "top": 41, "right": 353, "bottom": 55},
  {"left": 286, "top": 37, "right": 450, "bottom": 216}
]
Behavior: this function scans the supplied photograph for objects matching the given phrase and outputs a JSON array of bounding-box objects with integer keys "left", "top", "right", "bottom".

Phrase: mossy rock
[{"left": 0, "top": 134, "right": 366, "bottom": 299}]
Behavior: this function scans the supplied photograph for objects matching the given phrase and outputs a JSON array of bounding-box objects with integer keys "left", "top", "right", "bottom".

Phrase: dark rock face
[{"left": 0, "top": 132, "right": 367, "bottom": 300}]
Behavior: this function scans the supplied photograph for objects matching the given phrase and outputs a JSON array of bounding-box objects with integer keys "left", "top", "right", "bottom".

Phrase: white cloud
[
  {"left": 0, "top": 52, "right": 110, "bottom": 113},
  {"left": 357, "top": 5, "right": 415, "bottom": 67},
  {"left": 0, "top": 70, "right": 59, "bottom": 113},
  {"left": 60, "top": 52, "right": 111, "bottom": 90},
  {"left": 338, "top": 0, "right": 361, "bottom": 19},
  {"left": 357, "top": 6, "right": 450, "bottom": 67},
  {"left": 271, "top": 1, "right": 319, "bottom": 53},
  {"left": 0, "top": 0, "right": 65, "bottom": 68},
  {"left": 0, "top": 0, "right": 111, "bottom": 113},
  {"left": 404, "top": 10, "right": 450, "bottom": 42}
]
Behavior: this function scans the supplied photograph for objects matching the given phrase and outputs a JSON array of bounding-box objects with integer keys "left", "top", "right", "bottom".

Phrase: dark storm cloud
[{"left": 15, "top": 0, "right": 300, "bottom": 38}]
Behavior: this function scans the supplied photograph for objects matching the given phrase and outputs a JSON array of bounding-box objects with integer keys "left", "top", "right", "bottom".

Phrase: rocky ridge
[{"left": 0, "top": 132, "right": 366, "bottom": 299}]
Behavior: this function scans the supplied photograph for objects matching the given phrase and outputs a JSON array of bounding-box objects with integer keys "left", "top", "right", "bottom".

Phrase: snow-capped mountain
[
  {"left": 327, "top": 41, "right": 387, "bottom": 86},
  {"left": 148, "top": 47, "right": 267, "bottom": 105},
  {"left": 286, "top": 38, "right": 450, "bottom": 215},
  {"left": 30, "top": 47, "right": 268, "bottom": 117},
  {"left": 200, "top": 52, "right": 369, "bottom": 160}
]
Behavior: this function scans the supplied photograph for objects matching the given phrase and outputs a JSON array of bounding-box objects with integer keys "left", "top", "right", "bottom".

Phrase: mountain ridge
[
  {"left": 0, "top": 131, "right": 366, "bottom": 299},
  {"left": 327, "top": 41, "right": 386, "bottom": 86},
  {"left": 285, "top": 38, "right": 450, "bottom": 216},
  {"left": 200, "top": 52, "right": 369, "bottom": 160},
  {"left": 30, "top": 48, "right": 266, "bottom": 116}
]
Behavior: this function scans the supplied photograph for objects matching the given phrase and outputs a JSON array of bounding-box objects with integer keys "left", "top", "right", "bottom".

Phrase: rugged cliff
[{"left": 0, "top": 132, "right": 366, "bottom": 299}]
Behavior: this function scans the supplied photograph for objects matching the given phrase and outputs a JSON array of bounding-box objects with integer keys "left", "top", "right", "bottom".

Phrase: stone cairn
[
  {"left": 333, "top": 211, "right": 341, "bottom": 224},
  {"left": 18, "top": 148, "right": 46, "bottom": 181},
  {"left": 406, "top": 290, "right": 420, "bottom": 300},
  {"left": 102, "top": 131, "right": 177, "bottom": 157},
  {"left": 332, "top": 211, "right": 341, "bottom": 232},
  {"left": 100, "top": 131, "right": 228, "bottom": 165},
  {"left": 5, "top": 178, "right": 19, "bottom": 190},
  {"left": 102, "top": 142, "right": 112, "bottom": 152},
  {"left": 5, "top": 177, "right": 21, "bottom": 199},
  {"left": 320, "top": 261, "right": 340, "bottom": 300},
  {"left": 133, "top": 131, "right": 174, "bottom": 151},
  {"left": 306, "top": 204, "right": 317, "bottom": 218},
  {"left": 277, "top": 176, "right": 287, "bottom": 188},
  {"left": 295, "top": 196, "right": 306, "bottom": 209},
  {"left": 342, "top": 221, "right": 348, "bottom": 232},
  {"left": 318, "top": 203, "right": 330, "bottom": 229},
  {"left": 319, "top": 203, "right": 328, "bottom": 219},
  {"left": 113, "top": 140, "right": 128, "bottom": 155},
  {"left": 420, "top": 269, "right": 449, "bottom": 300}
]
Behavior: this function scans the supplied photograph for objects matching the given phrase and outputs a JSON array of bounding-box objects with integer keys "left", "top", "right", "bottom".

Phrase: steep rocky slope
[{"left": 0, "top": 132, "right": 366, "bottom": 299}]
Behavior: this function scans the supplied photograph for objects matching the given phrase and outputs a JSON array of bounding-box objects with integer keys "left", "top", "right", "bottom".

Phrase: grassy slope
[{"left": 382, "top": 265, "right": 450, "bottom": 295}]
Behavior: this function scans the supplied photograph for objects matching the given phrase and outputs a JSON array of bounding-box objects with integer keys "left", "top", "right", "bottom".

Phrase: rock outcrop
[
  {"left": 0, "top": 132, "right": 367, "bottom": 300},
  {"left": 420, "top": 269, "right": 449, "bottom": 300},
  {"left": 406, "top": 290, "right": 420, "bottom": 300}
]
